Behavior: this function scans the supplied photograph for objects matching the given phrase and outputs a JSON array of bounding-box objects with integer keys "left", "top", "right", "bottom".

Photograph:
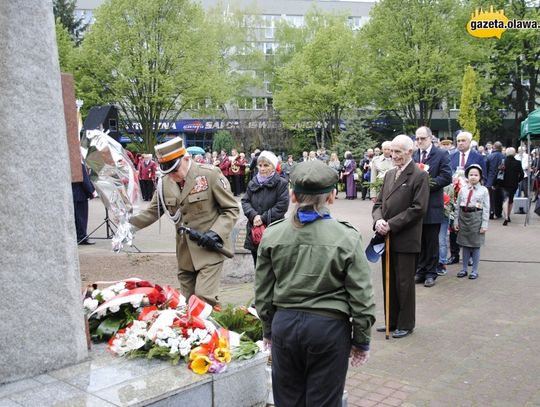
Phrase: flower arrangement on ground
[
  {"left": 83, "top": 278, "right": 182, "bottom": 341},
  {"left": 83, "top": 279, "right": 262, "bottom": 374}
]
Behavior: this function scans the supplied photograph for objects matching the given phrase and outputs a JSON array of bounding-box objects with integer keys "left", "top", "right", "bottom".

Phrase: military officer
[
  {"left": 130, "top": 137, "right": 239, "bottom": 306},
  {"left": 255, "top": 160, "right": 375, "bottom": 407}
]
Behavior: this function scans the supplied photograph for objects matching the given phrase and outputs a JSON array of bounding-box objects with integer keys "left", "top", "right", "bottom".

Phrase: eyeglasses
[{"left": 416, "top": 136, "right": 429, "bottom": 140}]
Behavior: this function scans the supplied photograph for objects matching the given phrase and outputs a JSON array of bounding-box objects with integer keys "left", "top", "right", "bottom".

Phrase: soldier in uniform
[
  {"left": 129, "top": 137, "right": 239, "bottom": 306},
  {"left": 255, "top": 160, "right": 375, "bottom": 407}
]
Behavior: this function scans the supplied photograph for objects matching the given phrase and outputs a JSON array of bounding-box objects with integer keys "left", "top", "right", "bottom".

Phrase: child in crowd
[{"left": 454, "top": 164, "right": 490, "bottom": 280}]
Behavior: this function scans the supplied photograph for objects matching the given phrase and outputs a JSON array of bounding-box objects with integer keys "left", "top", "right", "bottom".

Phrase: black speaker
[{"left": 82, "top": 105, "right": 119, "bottom": 141}]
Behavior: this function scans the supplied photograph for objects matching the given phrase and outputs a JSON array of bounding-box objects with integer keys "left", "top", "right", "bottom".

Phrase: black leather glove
[{"left": 198, "top": 230, "right": 222, "bottom": 249}]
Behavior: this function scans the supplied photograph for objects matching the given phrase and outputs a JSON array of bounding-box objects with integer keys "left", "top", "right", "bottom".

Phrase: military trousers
[
  {"left": 177, "top": 261, "right": 223, "bottom": 306},
  {"left": 271, "top": 309, "right": 351, "bottom": 407}
]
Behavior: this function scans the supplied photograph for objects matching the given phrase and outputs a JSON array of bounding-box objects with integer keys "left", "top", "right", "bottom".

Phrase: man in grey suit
[{"left": 372, "top": 135, "right": 429, "bottom": 338}]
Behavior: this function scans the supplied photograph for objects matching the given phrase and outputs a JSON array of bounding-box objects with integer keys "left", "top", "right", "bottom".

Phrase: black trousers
[
  {"left": 382, "top": 252, "right": 417, "bottom": 331},
  {"left": 74, "top": 200, "right": 89, "bottom": 242},
  {"left": 232, "top": 174, "right": 245, "bottom": 196},
  {"left": 271, "top": 310, "right": 351, "bottom": 407},
  {"left": 416, "top": 223, "right": 440, "bottom": 279},
  {"left": 489, "top": 186, "right": 504, "bottom": 217},
  {"left": 139, "top": 180, "right": 154, "bottom": 201}
]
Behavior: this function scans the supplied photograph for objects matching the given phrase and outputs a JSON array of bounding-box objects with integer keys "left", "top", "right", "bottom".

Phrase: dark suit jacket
[
  {"left": 413, "top": 146, "right": 452, "bottom": 224},
  {"left": 485, "top": 151, "right": 505, "bottom": 188},
  {"left": 72, "top": 163, "right": 95, "bottom": 202},
  {"left": 372, "top": 160, "right": 429, "bottom": 253},
  {"left": 450, "top": 149, "right": 486, "bottom": 176}
]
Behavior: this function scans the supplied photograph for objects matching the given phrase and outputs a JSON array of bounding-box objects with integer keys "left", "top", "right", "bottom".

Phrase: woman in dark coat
[
  {"left": 241, "top": 151, "right": 290, "bottom": 265},
  {"left": 501, "top": 147, "right": 525, "bottom": 225}
]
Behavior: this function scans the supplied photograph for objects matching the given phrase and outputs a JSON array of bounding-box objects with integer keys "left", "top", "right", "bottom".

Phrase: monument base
[{"left": 0, "top": 344, "right": 267, "bottom": 407}]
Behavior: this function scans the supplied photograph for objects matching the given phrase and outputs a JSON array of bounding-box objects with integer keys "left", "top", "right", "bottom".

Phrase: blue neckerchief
[{"left": 297, "top": 210, "right": 331, "bottom": 224}]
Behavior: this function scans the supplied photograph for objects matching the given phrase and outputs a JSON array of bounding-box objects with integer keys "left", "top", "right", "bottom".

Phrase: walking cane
[{"left": 385, "top": 234, "right": 391, "bottom": 340}]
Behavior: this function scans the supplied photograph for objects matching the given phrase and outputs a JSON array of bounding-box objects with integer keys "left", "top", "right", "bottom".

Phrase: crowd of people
[{"left": 106, "top": 132, "right": 539, "bottom": 406}]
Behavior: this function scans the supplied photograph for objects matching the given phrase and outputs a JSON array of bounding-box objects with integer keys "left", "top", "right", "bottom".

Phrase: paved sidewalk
[{"left": 86, "top": 197, "right": 540, "bottom": 406}]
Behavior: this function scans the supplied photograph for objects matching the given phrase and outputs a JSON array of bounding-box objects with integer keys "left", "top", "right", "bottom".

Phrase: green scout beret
[{"left": 290, "top": 160, "right": 338, "bottom": 195}]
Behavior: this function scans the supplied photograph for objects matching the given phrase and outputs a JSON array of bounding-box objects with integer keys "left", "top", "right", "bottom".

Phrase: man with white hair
[
  {"left": 372, "top": 135, "right": 429, "bottom": 338},
  {"left": 450, "top": 131, "right": 486, "bottom": 175}
]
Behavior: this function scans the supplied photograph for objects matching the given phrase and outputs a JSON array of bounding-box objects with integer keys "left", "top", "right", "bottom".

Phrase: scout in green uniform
[
  {"left": 130, "top": 137, "right": 239, "bottom": 306},
  {"left": 255, "top": 160, "right": 376, "bottom": 407}
]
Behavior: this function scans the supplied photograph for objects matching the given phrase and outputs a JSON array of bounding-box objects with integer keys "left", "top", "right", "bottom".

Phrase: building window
[
  {"left": 237, "top": 97, "right": 253, "bottom": 110},
  {"left": 266, "top": 97, "right": 273, "bottom": 110},
  {"left": 262, "top": 15, "right": 278, "bottom": 38},
  {"left": 255, "top": 97, "right": 265, "bottom": 110},
  {"left": 348, "top": 16, "right": 368, "bottom": 31},
  {"left": 284, "top": 15, "right": 304, "bottom": 28},
  {"left": 264, "top": 42, "right": 277, "bottom": 60}
]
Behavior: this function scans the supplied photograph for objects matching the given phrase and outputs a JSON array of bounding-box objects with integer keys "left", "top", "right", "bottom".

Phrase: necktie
[
  {"left": 460, "top": 152, "right": 466, "bottom": 167},
  {"left": 394, "top": 168, "right": 402, "bottom": 182},
  {"left": 421, "top": 150, "right": 427, "bottom": 163},
  {"left": 465, "top": 187, "right": 474, "bottom": 207}
]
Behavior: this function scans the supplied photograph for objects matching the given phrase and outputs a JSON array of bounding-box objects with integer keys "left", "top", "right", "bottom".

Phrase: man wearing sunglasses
[{"left": 129, "top": 137, "right": 239, "bottom": 307}]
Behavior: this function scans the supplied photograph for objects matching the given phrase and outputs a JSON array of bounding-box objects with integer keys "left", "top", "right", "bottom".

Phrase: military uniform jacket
[
  {"left": 130, "top": 163, "right": 239, "bottom": 271},
  {"left": 372, "top": 160, "right": 429, "bottom": 253},
  {"left": 255, "top": 215, "right": 376, "bottom": 347}
]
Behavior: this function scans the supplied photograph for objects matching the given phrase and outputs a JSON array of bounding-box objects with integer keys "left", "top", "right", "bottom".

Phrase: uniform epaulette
[
  {"left": 268, "top": 218, "right": 286, "bottom": 228},
  {"left": 337, "top": 220, "right": 358, "bottom": 231}
]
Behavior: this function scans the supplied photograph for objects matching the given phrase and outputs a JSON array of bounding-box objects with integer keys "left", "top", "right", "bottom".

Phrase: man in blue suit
[
  {"left": 413, "top": 127, "right": 452, "bottom": 287},
  {"left": 485, "top": 141, "right": 505, "bottom": 219},
  {"left": 450, "top": 131, "right": 486, "bottom": 175}
]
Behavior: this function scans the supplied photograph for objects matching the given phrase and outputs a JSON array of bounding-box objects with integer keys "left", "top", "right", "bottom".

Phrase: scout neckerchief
[{"left": 297, "top": 209, "right": 331, "bottom": 224}]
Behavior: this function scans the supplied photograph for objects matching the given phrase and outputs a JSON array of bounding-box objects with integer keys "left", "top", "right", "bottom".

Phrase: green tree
[
  {"left": 473, "top": 0, "right": 540, "bottom": 139},
  {"left": 459, "top": 65, "right": 481, "bottom": 141},
  {"left": 332, "top": 116, "right": 376, "bottom": 161},
  {"left": 76, "top": 0, "right": 233, "bottom": 153},
  {"left": 53, "top": 0, "right": 87, "bottom": 44},
  {"left": 55, "top": 19, "right": 75, "bottom": 72},
  {"left": 212, "top": 131, "right": 234, "bottom": 153},
  {"left": 358, "top": 0, "right": 480, "bottom": 132},
  {"left": 273, "top": 12, "right": 360, "bottom": 148}
]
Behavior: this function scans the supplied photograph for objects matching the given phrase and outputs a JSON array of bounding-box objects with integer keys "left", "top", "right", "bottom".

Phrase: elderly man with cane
[{"left": 372, "top": 135, "right": 429, "bottom": 339}]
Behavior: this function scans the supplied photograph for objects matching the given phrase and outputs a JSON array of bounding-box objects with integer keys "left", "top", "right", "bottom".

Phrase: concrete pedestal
[{"left": 0, "top": 0, "right": 88, "bottom": 383}]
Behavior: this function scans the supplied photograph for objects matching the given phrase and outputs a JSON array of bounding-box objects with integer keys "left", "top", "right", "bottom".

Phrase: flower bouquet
[
  {"left": 95, "top": 288, "right": 262, "bottom": 375},
  {"left": 83, "top": 278, "right": 183, "bottom": 342}
]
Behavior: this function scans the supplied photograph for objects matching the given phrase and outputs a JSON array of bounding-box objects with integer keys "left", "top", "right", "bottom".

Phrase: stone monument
[{"left": 0, "top": 0, "right": 88, "bottom": 383}]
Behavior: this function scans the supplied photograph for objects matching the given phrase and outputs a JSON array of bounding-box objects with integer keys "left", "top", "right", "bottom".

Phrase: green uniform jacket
[
  {"left": 130, "top": 163, "right": 239, "bottom": 271},
  {"left": 255, "top": 216, "right": 376, "bottom": 347}
]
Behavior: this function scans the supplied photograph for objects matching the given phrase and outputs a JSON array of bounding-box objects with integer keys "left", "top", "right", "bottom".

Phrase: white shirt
[
  {"left": 457, "top": 149, "right": 471, "bottom": 168},
  {"left": 419, "top": 145, "right": 432, "bottom": 161},
  {"left": 455, "top": 183, "right": 490, "bottom": 229}
]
